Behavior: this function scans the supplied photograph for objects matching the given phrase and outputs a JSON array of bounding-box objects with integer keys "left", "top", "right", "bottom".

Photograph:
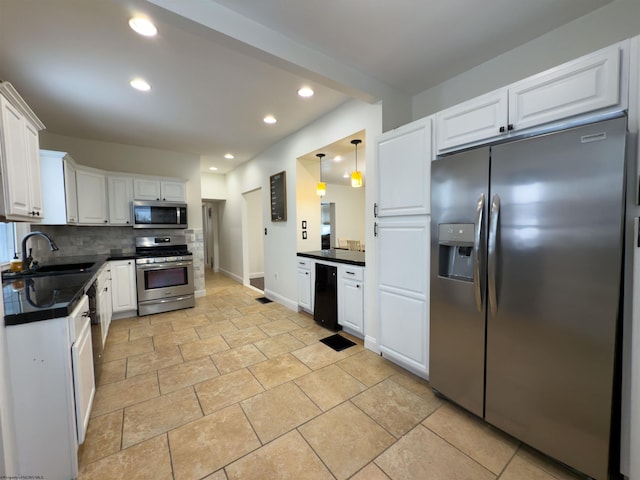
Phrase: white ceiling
[{"left": 0, "top": 0, "right": 615, "bottom": 181}]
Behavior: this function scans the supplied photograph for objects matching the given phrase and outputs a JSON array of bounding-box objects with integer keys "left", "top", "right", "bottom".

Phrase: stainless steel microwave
[{"left": 132, "top": 200, "right": 188, "bottom": 229}]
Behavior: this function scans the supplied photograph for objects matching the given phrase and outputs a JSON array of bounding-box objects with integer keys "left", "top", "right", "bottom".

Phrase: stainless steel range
[{"left": 135, "top": 235, "right": 195, "bottom": 316}]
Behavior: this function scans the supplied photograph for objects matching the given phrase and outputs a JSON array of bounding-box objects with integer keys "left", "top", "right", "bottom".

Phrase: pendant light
[
  {"left": 316, "top": 153, "right": 326, "bottom": 196},
  {"left": 350, "top": 139, "right": 363, "bottom": 188}
]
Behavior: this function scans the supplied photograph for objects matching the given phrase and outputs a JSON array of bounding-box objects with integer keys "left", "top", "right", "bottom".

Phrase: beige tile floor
[{"left": 78, "top": 271, "right": 583, "bottom": 480}]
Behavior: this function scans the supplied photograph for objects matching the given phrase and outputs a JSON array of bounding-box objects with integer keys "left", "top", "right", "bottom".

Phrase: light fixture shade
[
  {"left": 351, "top": 171, "right": 363, "bottom": 188},
  {"left": 316, "top": 152, "right": 326, "bottom": 196},
  {"left": 350, "top": 138, "right": 363, "bottom": 188}
]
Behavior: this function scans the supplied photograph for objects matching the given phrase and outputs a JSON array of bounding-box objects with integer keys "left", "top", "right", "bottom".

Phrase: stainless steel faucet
[{"left": 21, "top": 231, "right": 59, "bottom": 271}]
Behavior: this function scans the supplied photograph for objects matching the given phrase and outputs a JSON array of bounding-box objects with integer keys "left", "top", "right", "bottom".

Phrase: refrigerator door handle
[
  {"left": 473, "top": 193, "right": 485, "bottom": 312},
  {"left": 488, "top": 194, "right": 500, "bottom": 315}
]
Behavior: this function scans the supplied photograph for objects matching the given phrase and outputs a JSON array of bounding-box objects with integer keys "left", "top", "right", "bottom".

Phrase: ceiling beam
[{"left": 148, "top": 0, "right": 408, "bottom": 108}]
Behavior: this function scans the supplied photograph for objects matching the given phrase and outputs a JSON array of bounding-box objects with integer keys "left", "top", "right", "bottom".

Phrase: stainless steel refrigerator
[{"left": 430, "top": 116, "right": 627, "bottom": 480}]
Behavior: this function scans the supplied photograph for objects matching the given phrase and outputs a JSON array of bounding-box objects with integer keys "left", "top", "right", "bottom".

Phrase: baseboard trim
[
  {"left": 263, "top": 288, "right": 298, "bottom": 312},
  {"left": 364, "top": 335, "right": 380, "bottom": 354}
]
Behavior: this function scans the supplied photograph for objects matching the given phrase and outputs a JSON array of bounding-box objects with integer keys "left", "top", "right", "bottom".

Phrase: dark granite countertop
[
  {"left": 3, "top": 255, "right": 110, "bottom": 326},
  {"left": 297, "top": 249, "right": 365, "bottom": 266}
]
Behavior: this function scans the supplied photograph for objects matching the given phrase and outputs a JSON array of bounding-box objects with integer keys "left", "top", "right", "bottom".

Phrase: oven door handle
[
  {"left": 144, "top": 295, "right": 194, "bottom": 304},
  {"left": 137, "top": 261, "right": 193, "bottom": 270}
]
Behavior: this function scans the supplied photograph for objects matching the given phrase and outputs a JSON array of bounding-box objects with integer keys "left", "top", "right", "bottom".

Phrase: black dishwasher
[{"left": 314, "top": 263, "right": 339, "bottom": 331}]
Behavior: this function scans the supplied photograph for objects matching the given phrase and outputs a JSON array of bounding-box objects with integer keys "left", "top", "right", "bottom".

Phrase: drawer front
[
  {"left": 340, "top": 265, "right": 364, "bottom": 282},
  {"left": 296, "top": 257, "right": 311, "bottom": 269}
]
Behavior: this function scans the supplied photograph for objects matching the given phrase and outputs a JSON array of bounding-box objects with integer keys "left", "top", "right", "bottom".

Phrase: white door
[
  {"left": 377, "top": 216, "right": 430, "bottom": 377},
  {"left": 111, "top": 260, "right": 137, "bottom": 312},
  {"left": 297, "top": 268, "right": 312, "bottom": 311},
  {"left": 108, "top": 176, "right": 133, "bottom": 225},
  {"left": 0, "top": 97, "right": 30, "bottom": 217},
  {"left": 133, "top": 178, "right": 161, "bottom": 201},
  {"left": 24, "top": 121, "right": 43, "bottom": 218},
  {"left": 160, "top": 180, "right": 186, "bottom": 202},
  {"left": 435, "top": 88, "right": 508, "bottom": 153},
  {"left": 340, "top": 278, "right": 363, "bottom": 333},
  {"left": 76, "top": 169, "right": 107, "bottom": 224},
  {"left": 376, "top": 116, "right": 432, "bottom": 217},
  {"left": 71, "top": 317, "right": 95, "bottom": 444},
  {"left": 509, "top": 45, "right": 621, "bottom": 132},
  {"left": 63, "top": 159, "right": 78, "bottom": 223}
]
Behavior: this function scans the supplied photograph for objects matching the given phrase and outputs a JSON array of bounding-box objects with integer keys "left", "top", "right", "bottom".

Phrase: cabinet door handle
[
  {"left": 305, "top": 272, "right": 309, "bottom": 276},
  {"left": 499, "top": 126, "right": 506, "bottom": 133},
  {"left": 507, "top": 124, "right": 514, "bottom": 131},
  {"left": 374, "top": 222, "right": 378, "bottom": 237},
  {"left": 346, "top": 271, "right": 355, "bottom": 275},
  {"left": 374, "top": 203, "right": 378, "bottom": 217}
]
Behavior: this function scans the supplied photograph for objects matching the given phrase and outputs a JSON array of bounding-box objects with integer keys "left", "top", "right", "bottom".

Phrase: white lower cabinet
[
  {"left": 296, "top": 257, "right": 312, "bottom": 313},
  {"left": 297, "top": 255, "right": 366, "bottom": 336},
  {"left": 6, "top": 295, "right": 94, "bottom": 479},
  {"left": 338, "top": 265, "right": 364, "bottom": 334},
  {"left": 97, "top": 265, "right": 112, "bottom": 347},
  {"left": 377, "top": 216, "right": 430, "bottom": 377},
  {"left": 110, "top": 259, "right": 138, "bottom": 318}
]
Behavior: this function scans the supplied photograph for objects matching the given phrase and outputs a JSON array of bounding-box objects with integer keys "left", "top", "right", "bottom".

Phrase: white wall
[
  {"left": 322, "top": 184, "right": 365, "bottom": 246},
  {"left": 39, "top": 132, "right": 203, "bottom": 229},
  {"left": 220, "top": 99, "right": 382, "bottom": 322},
  {"left": 412, "top": 0, "right": 640, "bottom": 119},
  {"left": 201, "top": 171, "right": 227, "bottom": 200},
  {"left": 296, "top": 157, "right": 322, "bottom": 252}
]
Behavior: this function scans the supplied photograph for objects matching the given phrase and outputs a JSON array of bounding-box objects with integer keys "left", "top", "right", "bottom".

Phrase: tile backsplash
[{"left": 28, "top": 225, "right": 206, "bottom": 293}]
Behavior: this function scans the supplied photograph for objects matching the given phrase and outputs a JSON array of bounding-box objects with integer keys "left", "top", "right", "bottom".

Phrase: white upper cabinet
[
  {"left": 435, "top": 89, "right": 508, "bottom": 153},
  {"left": 134, "top": 178, "right": 186, "bottom": 202},
  {"left": 376, "top": 116, "right": 433, "bottom": 217},
  {"left": 76, "top": 167, "right": 108, "bottom": 224},
  {"left": 160, "top": 180, "right": 186, "bottom": 202},
  {"left": 0, "top": 83, "right": 45, "bottom": 221},
  {"left": 64, "top": 157, "right": 78, "bottom": 223},
  {"left": 509, "top": 46, "right": 622, "bottom": 132},
  {"left": 435, "top": 42, "right": 627, "bottom": 154},
  {"left": 107, "top": 176, "right": 133, "bottom": 225},
  {"left": 40, "top": 150, "right": 78, "bottom": 224}
]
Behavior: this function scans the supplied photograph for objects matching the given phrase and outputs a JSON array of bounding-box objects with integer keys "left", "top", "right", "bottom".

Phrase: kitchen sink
[
  {"left": 35, "top": 262, "right": 95, "bottom": 273},
  {"left": 2, "top": 262, "right": 96, "bottom": 280}
]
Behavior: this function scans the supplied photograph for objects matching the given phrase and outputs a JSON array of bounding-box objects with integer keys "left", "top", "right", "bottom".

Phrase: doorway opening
[
  {"left": 242, "top": 188, "right": 264, "bottom": 292},
  {"left": 202, "top": 200, "right": 222, "bottom": 273}
]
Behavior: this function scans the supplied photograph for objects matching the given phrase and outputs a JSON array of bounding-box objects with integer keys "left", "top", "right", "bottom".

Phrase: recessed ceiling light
[
  {"left": 297, "top": 86, "right": 314, "bottom": 98},
  {"left": 263, "top": 115, "right": 277, "bottom": 124},
  {"left": 209, "top": 166, "right": 218, "bottom": 171},
  {"left": 224, "top": 153, "right": 234, "bottom": 159},
  {"left": 333, "top": 155, "right": 342, "bottom": 162},
  {"left": 130, "top": 78, "right": 151, "bottom": 91},
  {"left": 129, "top": 17, "right": 157, "bottom": 37}
]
